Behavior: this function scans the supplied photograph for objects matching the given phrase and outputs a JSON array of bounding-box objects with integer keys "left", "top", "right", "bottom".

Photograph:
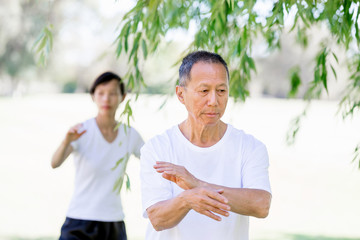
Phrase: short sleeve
[
  {"left": 70, "top": 140, "right": 78, "bottom": 151},
  {"left": 130, "top": 128, "right": 144, "bottom": 158},
  {"left": 140, "top": 141, "right": 173, "bottom": 218},
  {"left": 241, "top": 141, "right": 271, "bottom": 194},
  {"left": 69, "top": 122, "right": 87, "bottom": 152}
]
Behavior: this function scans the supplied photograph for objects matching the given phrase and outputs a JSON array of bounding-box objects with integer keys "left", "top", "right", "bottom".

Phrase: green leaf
[
  {"left": 352, "top": 143, "right": 360, "bottom": 169},
  {"left": 332, "top": 52, "right": 339, "bottom": 63},
  {"left": 120, "top": 99, "right": 134, "bottom": 129},
  {"left": 32, "top": 24, "right": 54, "bottom": 67},
  {"left": 247, "top": 56, "right": 256, "bottom": 72},
  {"left": 116, "top": 40, "right": 123, "bottom": 58},
  {"left": 32, "top": 32, "right": 45, "bottom": 51},
  {"left": 125, "top": 173, "right": 131, "bottom": 191},
  {"left": 330, "top": 64, "right": 337, "bottom": 80},
  {"left": 129, "top": 32, "right": 142, "bottom": 62},
  {"left": 288, "top": 66, "right": 302, "bottom": 98},
  {"left": 286, "top": 104, "right": 309, "bottom": 145},
  {"left": 111, "top": 157, "right": 125, "bottom": 171},
  {"left": 113, "top": 175, "right": 124, "bottom": 194},
  {"left": 36, "top": 37, "right": 47, "bottom": 54},
  {"left": 141, "top": 39, "right": 148, "bottom": 59}
]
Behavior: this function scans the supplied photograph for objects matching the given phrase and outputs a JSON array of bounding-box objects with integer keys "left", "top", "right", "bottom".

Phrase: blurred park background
[{"left": 1, "top": 0, "right": 360, "bottom": 240}]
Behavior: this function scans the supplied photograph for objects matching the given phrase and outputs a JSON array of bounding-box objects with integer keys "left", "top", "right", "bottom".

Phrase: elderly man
[{"left": 140, "top": 51, "right": 271, "bottom": 240}]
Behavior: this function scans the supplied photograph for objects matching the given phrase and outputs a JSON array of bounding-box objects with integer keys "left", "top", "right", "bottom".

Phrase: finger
[
  {"left": 72, "top": 125, "right": 80, "bottom": 132},
  {"left": 155, "top": 162, "right": 181, "bottom": 169},
  {"left": 153, "top": 166, "right": 169, "bottom": 172},
  {"left": 206, "top": 189, "right": 229, "bottom": 204},
  {"left": 78, "top": 130, "right": 86, "bottom": 136},
  {"left": 155, "top": 161, "right": 172, "bottom": 166},
  {"left": 198, "top": 209, "right": 222, "bottom": 221},
  {"left": 153, "top": 164, "right": 171, "bottom": 170},
  {"left": 154, "top": 167, "right": 177, "bottom": 174},
  {"left": 204, "top": 197, "right": 231, "bottom": 212},
  {"left": 69, "top": 127, "right": 76, "bottom": 133},
  {"left": 153, "top": 165, "right": 173, "bottom": 170},
  {"left": 205, "top": 204, "right": 230, "bottom": 217},
  {"left": 162, "top": 173, "right": 175, "bottom": 182}
]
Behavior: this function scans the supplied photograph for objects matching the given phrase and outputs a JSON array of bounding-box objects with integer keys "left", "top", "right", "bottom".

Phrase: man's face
[{"left": 176, "top": 61, "right": 229, "bottom": 126}]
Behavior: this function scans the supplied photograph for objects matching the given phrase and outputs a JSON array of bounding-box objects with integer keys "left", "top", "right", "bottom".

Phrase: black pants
[{"left": 59, "top": 217, "right": 127, "bottom": 240}]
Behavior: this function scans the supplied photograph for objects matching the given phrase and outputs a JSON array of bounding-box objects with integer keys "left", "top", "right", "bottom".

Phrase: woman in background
[{"left": 52, "top": 72, "right": 144, "bottom": 240}]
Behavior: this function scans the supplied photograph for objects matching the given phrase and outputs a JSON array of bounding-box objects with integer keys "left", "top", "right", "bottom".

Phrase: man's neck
[{"left": 179, "top": 119, "right": 227, "bottom": 147}]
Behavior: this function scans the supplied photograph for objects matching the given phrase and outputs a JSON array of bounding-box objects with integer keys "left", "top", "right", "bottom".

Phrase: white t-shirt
[
  {"left": 67, "top": 118, "right": 144, "bottom": 222},
  {"left": 140, "top": 124, "right": 271, "bottom": 240}
]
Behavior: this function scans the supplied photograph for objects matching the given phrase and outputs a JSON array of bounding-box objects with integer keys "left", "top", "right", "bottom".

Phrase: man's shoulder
[
  {"left": 228, "top": 124, "right": 265, "bottom": 149},
  {"left": 141, "top": 125, "right": 177, "bottom": 152}
]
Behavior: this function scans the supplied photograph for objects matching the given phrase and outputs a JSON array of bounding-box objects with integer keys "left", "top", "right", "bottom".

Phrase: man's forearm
[
  {"left": 147, "top": 186, "right": 231, "bottom": 231},
  {"left": 200, "top": 181, "right": 271, "bottom": 218},
  {"left": 147, "top": 193, "right": 190, "bottom": 231},
  {"left": 153, "top": 161, "right": 269, "bottom": 218}
]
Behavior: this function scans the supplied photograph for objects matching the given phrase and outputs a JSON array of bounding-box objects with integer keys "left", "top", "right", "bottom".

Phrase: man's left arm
[
  {"left": 154, "top": 162, "right": 271, "bottom": 218},
  {"left": 200, "top": 181, "right": 271, "bottom": 218}
]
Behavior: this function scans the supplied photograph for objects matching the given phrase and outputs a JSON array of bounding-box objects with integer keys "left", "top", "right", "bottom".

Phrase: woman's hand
[
  {"left": 64, "top": 124, "right": 86, "bottom": 144},
  {"left": 51, "top": 123, "right": 86, "bottom": 169}
]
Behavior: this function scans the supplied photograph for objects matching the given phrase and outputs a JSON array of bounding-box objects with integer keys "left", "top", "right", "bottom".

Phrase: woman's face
[{"left": 92, "top": 79, "right": 123, "bottom": 116}]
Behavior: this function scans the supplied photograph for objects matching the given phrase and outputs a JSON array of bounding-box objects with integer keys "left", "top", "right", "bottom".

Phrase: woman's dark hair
[{"left": 90, "top": 72, "right": 125, "bottom": 95}]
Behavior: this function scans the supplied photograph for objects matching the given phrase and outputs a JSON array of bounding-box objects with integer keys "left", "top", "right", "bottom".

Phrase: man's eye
[
  {"left": 201, "top": 89, "right": 208, "bottom": 93},
  {"left": 218, "top": 89, "right": 226, "bottom": 93}
]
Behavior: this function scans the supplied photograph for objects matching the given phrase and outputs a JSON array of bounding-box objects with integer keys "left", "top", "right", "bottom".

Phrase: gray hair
[{"left": 178, "top": 51, "right": 229, "bottom": 86}]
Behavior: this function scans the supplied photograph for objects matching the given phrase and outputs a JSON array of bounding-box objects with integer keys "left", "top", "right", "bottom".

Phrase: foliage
[
  {"left": 0, "top": 1, "right": 49, "bottom": 94},
  {"left": 113, "top": 0, "right": 360, "bottom": 166},
  {"left": 62, "top": 81, "right": 77, "bottom": 93},
  {"left": 32, "top": 24, "right": 53, "bottom": 67},
  {"left": 32, "top": 1, "right": 360, "bottom": 166},
  {"left": 116, "top": 99, "right": 135, "bottom": 134},
  {"left": 112, "top": 153, "right": 131, "bottom": 193}
]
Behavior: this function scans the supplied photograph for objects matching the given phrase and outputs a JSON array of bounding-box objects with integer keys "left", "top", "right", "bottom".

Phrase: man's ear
[{"left": 176, "top": 85, "right": 185, "bottom": 104}]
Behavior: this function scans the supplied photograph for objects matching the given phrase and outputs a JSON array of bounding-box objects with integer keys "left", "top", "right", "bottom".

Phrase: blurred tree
[
  {"left": 33, "top": 0, "right": 360, "bottom": 166},
  {"left": 113, "top": 0, "right": 360, "bottom": 167},
  {"left": 0, "top": 1, "right": 52, "bottom": 95}
]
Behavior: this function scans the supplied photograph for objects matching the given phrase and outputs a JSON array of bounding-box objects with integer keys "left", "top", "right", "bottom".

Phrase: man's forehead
[
  {"left": 190, "top": 61, "right": 227, "bottom": 74},
  {"left": 192, "top": 61, "right": 225, "bottom": 69},
  {"left": 197, "top": 82, "right": 228, "bottom": 87},
  {"left": 189, "top": 62, "right": 228, "bottom": 80}
]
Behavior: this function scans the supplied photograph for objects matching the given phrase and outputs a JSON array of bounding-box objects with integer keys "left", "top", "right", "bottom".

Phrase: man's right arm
[
  {"left": 147, "top": 187, "right": 230, "bottom": 231},
  {"left": 141, "top": 140, "right": 230, "bottom": 231}
]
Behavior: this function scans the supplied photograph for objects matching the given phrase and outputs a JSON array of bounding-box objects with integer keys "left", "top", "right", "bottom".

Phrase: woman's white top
[{"left": 67, "top": 118, "right": 144, "bottom": 222}]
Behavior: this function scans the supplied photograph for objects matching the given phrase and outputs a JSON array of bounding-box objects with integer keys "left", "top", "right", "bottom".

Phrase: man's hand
[
  {"left": 180, "top": 187, "right": 230, "bottom": 221},
  {"left": 154, "top": 161, "right": 202, "bottom": 190},
  {"left": 147, "top": 186, "right": 231, "bottom": 230},
  {"left": 153, "top": 161, "right": 271, "bottom": 218}
]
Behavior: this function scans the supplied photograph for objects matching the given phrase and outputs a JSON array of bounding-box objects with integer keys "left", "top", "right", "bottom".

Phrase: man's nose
[{"left": 207, "top": 90, "right": 218, "bottom": 106}]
